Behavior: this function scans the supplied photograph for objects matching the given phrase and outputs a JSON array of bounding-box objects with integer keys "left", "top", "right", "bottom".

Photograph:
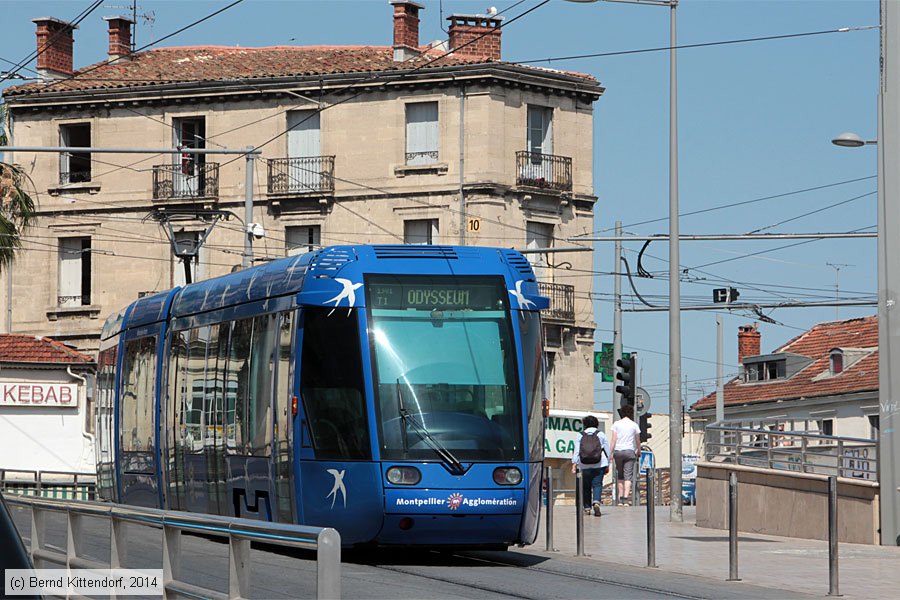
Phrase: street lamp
[
  {"left": 565, "top": 0, "right": 682, "bottom": 522},
  {"left": 831, "top": 131, "right": 876, "bottom": 147}
]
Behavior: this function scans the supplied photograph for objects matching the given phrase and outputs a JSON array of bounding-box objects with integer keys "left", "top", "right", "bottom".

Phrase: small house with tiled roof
[
  {"left": 690, "top": 316, "right": 880, "bottom": 441},
  {"left": 2, "top": 0, "right": 602, "bottom": 415},
  {"left": 0, "top": 335, "right": 96, "bottom": 477}
]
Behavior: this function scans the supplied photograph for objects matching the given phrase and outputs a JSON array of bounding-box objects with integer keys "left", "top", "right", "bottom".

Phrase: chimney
[
  {"left": 32, "top": 17, "right": 78, "bottom": 78},
  {"left": 103, "top": 16, "right": 134, "bottom": 62},
  {"left": 738, "top": 323, "right": 761, "bottom": 364},
  {"left": 447, "top": 13, "right": 503, "bottom": 61},
  {"left": 391, "top": 1, "right": 424, "bottom": 62}
]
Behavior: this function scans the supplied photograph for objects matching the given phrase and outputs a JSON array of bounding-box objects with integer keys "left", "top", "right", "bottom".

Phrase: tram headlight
[
  {"left": 386, "top": 466, "right": 421, "bottom": 485},
  {"left": 492, "top": 467, "right": 522, "bottom": 486}
]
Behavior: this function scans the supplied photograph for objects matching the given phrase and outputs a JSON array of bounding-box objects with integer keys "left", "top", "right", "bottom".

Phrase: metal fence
[
  {"left": 267, "top": 156, "right": 335, "bottom": 195},
  {"left": 4, "top": 494, "right": 341, "bottom": 600},
  {"left": 515, "top": 151, "right": 572, "bottom": 192},
  {"left": 705, "top": 422, "right": 878, "bottom": 480},
  {"left": 0, "top": 469, "right": 97, "bottom": 501}
]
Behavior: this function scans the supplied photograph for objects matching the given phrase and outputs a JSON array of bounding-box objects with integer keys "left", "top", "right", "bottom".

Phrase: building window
[
  {"left": 405, "top": 102, "right": 438, "bottom": 165},
  {"left": 286, "top": 225, "right": 321, "bottom": 256},
  {"left": 173, "top": 230, "right": 206, "bottom": 286},
  {"left": 869, "top": 414, "right": 880, "bottom": 439},
  {"left": 819, "top": 419, "right": 834, "bottom": 436},
  {"left": 526, "top": 221, "right": 554, "bottom": 282},
  {"left": 404, "top": 219, "right": 438, "bottom": 245},
  {"left": 286, "top": 110, "right": 322, "bottom": 191},
  {"left": 173, "top": 117, "right": 206, "bottom": 196},
  {"left": 59, "top": 123, "right": 91, "bottom": 184},
  {"left": 744, "top": 359, "right": 786, "bottom": 382},
  {"left": 830, "top": 349, "right": 844, "bottom": 375},
  {"left": 527, "top": 105, "right": 553, "bottom": 156},
  {"left": 58, "top": 236, "right": 91, "bottom": 307}
]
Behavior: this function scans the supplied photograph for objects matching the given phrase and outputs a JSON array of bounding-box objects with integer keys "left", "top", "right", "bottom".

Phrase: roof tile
[
  {"left": 0, "top": 334, "right": 94, "bottom": 364},
  {"left": 5, "top": 45, "right": 597, "bottom": 96}
]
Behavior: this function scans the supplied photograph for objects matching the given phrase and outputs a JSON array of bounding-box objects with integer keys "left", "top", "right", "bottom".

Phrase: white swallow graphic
[
  {"left": 326, "top": 468, "right": 347, "bottom": 509},
  {"left": 508, "top": 280, "right": 536, "bottom": 309},
  {"left": 325, "top": 278, "right": 363, "bottom": 316}
]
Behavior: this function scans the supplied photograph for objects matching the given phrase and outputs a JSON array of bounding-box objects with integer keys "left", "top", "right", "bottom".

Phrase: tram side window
[
  {"left": 96, "top": 346, "right": 117, "bottom": 452},
  {"left": 520, "top": 312, "right": 544, "bottom": 462},
  {"left": 225, "top": 315, "right": 275, "bottom": 457},
  {"left": 183, "top": 326, "right": 212, "bottom": 453},
  {"left": 248, "top": 315, "right": 276, "bottom": 455},
  {"left": 120, "top": 336, "right": 158, "bottom": 454},
  {"left": 228, "top": 318, "right": 252, "bottom": 453},
  {"left": 300, "top": 307, "right": 370, "bottom": 460}
]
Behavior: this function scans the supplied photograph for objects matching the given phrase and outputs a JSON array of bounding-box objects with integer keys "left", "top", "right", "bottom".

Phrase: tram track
[{"left": 351, "top": 548, "right": 706, "bottom": 600}]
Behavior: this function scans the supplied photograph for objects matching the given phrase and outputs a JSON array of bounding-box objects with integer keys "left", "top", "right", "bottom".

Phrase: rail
[
  {"left": 267, "top": 156, "right": 335, "bottom": 195},
  {"left": 705, "top": 422, "right": 878, "bottom": 480},
  {"left": 152, "top": 162, "right": 220, "bottom": 200},
  {"left": 3, "top": 495, "right": 341, "bottom": 600},
  {"left": 0, "top": 469, "right": 97, "bottom": 501},
  {"left": 537, "top": 281, "right": 575, "bottom": 322},
  {"left": 515, "top": 151, "right": 572, "bottom": 192}
]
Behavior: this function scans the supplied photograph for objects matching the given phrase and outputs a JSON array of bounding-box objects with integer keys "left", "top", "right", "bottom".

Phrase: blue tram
[{"left": 95, "top": 245, "right": 548, "bottom": 547}]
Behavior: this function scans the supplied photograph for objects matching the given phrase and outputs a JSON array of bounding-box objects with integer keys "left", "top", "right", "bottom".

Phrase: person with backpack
[{"left": 571, "top": 415, "right": 610, "bottom": 516}]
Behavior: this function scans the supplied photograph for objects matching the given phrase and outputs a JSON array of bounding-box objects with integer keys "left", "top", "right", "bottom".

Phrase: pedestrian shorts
[{"left": 614, "top": 449, "right": 637, "bottom": 481}]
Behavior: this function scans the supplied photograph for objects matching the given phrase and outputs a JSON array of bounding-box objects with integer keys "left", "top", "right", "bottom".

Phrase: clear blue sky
[{"left": 0, "top": 0, "right": 882, "bottom": 413}]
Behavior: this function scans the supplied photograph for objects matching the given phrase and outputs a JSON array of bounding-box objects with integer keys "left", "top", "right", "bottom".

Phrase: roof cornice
[{"left": 4, "top": 63, "right": 604, "bottom": 109}]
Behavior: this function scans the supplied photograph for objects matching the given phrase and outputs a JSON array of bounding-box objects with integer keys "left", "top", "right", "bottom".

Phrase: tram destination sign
[
  {"left": 369, "top": 279, "right": 504, "bottom": 310},
  {"left": 0, "top": 382, "right": 77, "bottom": 407}
]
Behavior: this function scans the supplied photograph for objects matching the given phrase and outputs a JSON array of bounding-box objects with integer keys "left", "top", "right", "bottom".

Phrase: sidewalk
[{"left": 519, "top": 504, "right": 900, "bottom": 599}]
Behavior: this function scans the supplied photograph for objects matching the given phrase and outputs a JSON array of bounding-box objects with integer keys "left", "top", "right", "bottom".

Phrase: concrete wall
[{"left": 696, "top": 462, "right": 880, "bottom": 544}]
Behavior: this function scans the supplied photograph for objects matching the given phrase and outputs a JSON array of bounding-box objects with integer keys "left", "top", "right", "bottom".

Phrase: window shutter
[{"left": 406, "top": 102, "right": 439, "bottom": 165}]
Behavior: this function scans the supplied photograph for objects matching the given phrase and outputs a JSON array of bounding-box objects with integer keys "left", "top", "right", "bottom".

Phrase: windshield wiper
[{"left": 396, "top": 381, "right": 466, "bottom": 475}]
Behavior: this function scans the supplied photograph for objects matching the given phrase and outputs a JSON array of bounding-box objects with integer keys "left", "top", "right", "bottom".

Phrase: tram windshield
[{"left": 367, "top": 275, "right": 524, "bottom": 462}]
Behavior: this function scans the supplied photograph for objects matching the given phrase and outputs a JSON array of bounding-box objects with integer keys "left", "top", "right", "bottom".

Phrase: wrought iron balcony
[
  {"left": 59, "top": 170, "right": 92, "bottom": 185},
  {"left": 58, "top": 295, "right": 90, "bottom": 307},
  {"left": 267, "top": 156, "right": 335, "bottom": 195},
  {"left": 516, "top": 151, "right": 573, "bottom": 192},
  {"left": 538, "top": 281, "right": 575, "bottom": 322},
  {"left": 152, "top": 162, "right": 219, "bottom": 200}
]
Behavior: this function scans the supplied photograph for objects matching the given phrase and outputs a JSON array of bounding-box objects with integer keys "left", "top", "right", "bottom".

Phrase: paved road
[{"left": 7, "top": 503, "right": 812, "bottom": 599}]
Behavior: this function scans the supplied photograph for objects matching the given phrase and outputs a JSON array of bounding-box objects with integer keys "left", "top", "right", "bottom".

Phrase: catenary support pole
[
  {"left": 613, "top": 220, "right": 623, "bottom": 505},
  {"left": 716, "top": 313, "right": 724, "bottom": 449},
  {"left": 668, "top": 0, "right": 683, "bottom": 524},
  {"left": 243, "top": 150, "right": 255, "bottom": 268}
]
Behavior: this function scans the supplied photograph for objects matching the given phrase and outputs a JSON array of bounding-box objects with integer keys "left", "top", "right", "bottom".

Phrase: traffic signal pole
[{"left": 613, "top": 221, "right": 623, "bottom": 422}]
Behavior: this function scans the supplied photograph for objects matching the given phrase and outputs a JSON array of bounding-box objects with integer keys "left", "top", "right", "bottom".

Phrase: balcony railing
[
  {"left": 267, "top": 156, "right": 335, "bottom": 195},
  {"left": 538, "top": 281, "right": 575, "bottom": 322},
  {"left": 59, "top": 171, "right": 92, "bottom": 185},
  {"left": 58, "top": 295, "right": 90, "bottom": 307},
  {"left": 152, "top": 162, "right": 219, "bottom": 200},
  {"left": 516, "top": 151, "right": 573, "bottom": 192}
]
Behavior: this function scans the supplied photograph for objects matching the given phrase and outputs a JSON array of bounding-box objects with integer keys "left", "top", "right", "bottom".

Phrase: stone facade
[{"left": 2, "top": 9, "right": 603, "bottom": 414}]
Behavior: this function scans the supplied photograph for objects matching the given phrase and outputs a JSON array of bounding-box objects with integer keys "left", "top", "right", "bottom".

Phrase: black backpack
[{"left": 579, "top": 431, "right": 606, "bottom": 464}]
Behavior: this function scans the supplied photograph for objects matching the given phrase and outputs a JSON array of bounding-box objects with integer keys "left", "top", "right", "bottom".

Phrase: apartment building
[{"left": 1, "top": 2, "right": 603, "bottom": 411}]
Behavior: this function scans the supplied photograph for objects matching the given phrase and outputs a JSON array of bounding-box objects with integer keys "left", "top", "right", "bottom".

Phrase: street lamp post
[
  {"left": 831, "top": 0, "right": 900, "bottom": 546},
  {"left": 566, "top": 0, "right": 682, "bottom": 521}
]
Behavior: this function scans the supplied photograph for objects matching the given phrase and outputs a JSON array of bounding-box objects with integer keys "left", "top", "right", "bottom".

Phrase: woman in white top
[{"left": 609, "top": 404, "right": 641, "bottom": 505}]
